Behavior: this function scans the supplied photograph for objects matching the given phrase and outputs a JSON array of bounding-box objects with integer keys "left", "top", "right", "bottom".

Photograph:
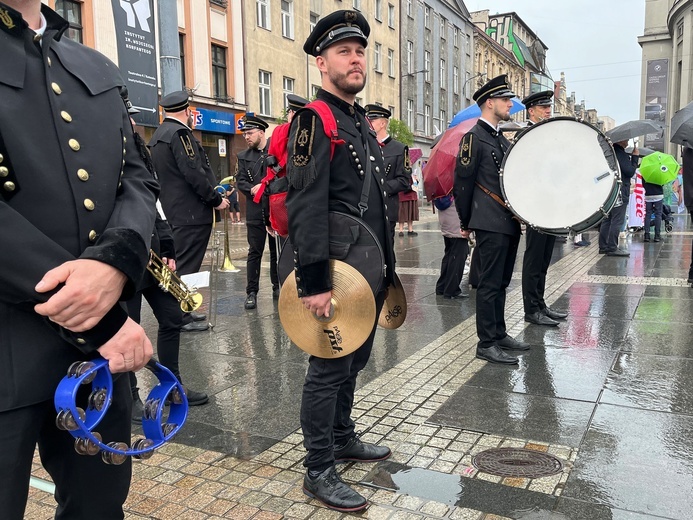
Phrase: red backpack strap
[{"left": 305, "top": 100, "right": 345, "bottom": 159}]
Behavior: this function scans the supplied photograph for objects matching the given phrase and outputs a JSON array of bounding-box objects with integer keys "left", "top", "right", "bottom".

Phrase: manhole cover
[{"left": 472, "top": 448, "right": 563, "bottom": 478}]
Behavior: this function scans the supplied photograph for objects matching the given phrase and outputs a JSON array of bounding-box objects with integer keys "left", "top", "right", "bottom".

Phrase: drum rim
[{"left": 499, "top": 116, "right": 620, "bottom": 234}]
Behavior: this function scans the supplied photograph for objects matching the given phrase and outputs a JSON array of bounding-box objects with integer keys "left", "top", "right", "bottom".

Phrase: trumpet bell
[{"left": 181, "top": 292, "right": 204, "bottom": 313}]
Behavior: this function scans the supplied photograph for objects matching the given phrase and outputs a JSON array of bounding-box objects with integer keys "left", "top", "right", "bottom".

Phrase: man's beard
[
  {"left": 328, "top": 68, "right": 366, "bottom": 95},
  {"left": 187, "top": 114, "right": 194, "bottom": 127},
  {"left": 494, "top": 104, "right": 511, "bottom": 122}
]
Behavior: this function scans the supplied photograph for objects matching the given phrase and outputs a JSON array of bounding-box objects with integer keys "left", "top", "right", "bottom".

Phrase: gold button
[
  {"left": 84, "top": 199, "right": 95, "bottom": 211},
  {"left": 33, "top": 34, "right": 41, "bottom": 43},
  {"left": 76, "top": 338, "right": 86, "bottom": 344},
  {"left": 122, "top": 149, "right": 126, "bottom": 155},
  {"left": 88, "top": 230, "right": 98, "bottom": 241},
  {"left": 0, "top": 153, "right": 3, "bottom": 163},
  {"left": 61, "top": 111, "right": 72, "bottom": 122},
  {"left": 123, "top": 136, "right": 127, "bottom": 143},
  {"left": 47, "top": 56, "right": 52, "bottom": 67},
  {"left": 69, "top": 139, "right": 80, "bottom": 151},
  {"left": 77, "top": 169, "right": 89, "bottom": 181},
  {"left": 0, "top": 166, "right": 8, "bottom": 178},
  {"left": 3, "top": 181, "right": 16, "bottom": 191},
  {"left": 51, "top": 82, "right": 62, "bottom": 95}
]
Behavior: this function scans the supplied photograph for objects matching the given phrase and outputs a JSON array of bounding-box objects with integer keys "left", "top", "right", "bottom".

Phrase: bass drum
[
  {"left": 277, "top": 211, "right": 385, "bottom": 295},
  {"left": 500, "top": 117, "right": 621, "bottom": 235}
]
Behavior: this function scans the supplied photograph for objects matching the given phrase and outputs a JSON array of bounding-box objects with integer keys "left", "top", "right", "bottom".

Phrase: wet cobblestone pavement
[{"left": 26, "top": 213, "right": 693, "bottom": 519}]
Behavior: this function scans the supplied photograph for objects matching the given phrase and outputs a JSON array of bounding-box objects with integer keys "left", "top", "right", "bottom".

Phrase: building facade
[
  {"left": 638, "top": 0, "right": 693, "bottom": 154},
  {"left": 400, "top": 0, "right": 475, "bottom": 160}
]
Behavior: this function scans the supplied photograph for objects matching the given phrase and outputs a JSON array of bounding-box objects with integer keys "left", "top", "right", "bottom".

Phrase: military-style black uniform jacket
[
  {"left": 454, "top": 119, "right": 521, "bottom": 237},
  {"left": 381, "top": 136, "right": 412, "bottom": 222},
  {"left": 0, "top": 4, "right": 158, "bottom": 411},
  {"left": 148, "top": 118, "right": 222, "bottom": 227},
  {"left": 285, "top": 89, "right": 395, "bottom": 297},
  {"left": 236, "top": 141, "right": 271, "bottom": 224}
]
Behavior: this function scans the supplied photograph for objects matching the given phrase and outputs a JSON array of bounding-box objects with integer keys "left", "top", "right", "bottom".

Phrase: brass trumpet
[{"left": 147, "top": 251, "right": 203, "bottom": 312}]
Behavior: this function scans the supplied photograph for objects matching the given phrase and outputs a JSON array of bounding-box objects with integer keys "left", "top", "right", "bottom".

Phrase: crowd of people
[{"left": 3, "top": 1, "right": 691, "bottom": 518}]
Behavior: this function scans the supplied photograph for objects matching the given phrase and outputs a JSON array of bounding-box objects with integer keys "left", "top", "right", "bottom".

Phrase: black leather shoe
[
  {"left": 131, "top": 394, "right": 144, "bottom": 424},
  {"left": 273, "top": 287, "right": 281, "bottom": 299},
  {"left": 598, "top": 249, "right": 611, "bottom": 254},
  {"left": 525, "top": 311, "right": 559, "bottom": 326},
  {"left": 654, "top": 236, "right": 661, "bottom": 242},
  {"left": 408, "top": 231, "right": 418, "bottom": 236},
  {"left": 185, "top": 388, "right": 209, "bottom": 406},
  {"left": 643, "top": 235, "right": 651, "bottom": 242},
  {"left": 190, "top": 311, "right": 207, "bottom": 322},
  {"left": 244, "top": 292, "right": 257, "bottom": 310},
  {"left": 181, "top": 321, "right": 209, "bottom": 332},
  {"left": 443, "top": 292, "right": 468, "bottom": 299},
  {"left": 334, "top": 435, "right": 391, "bottom": 463},
  {"left": 303, "top": 466, "right": 368, "bottom": 512},
  {"left": 544, "top": 307, "right": 568, "bottom": 320},
  {"left": 476, "top": 345, "right": 519, "bottom": 365},
  {"left": 497, "top": 336, "right": 530, "bottom": 351},
  {"left": 607, "top": 248, "right": 630, "bottom": 257}
]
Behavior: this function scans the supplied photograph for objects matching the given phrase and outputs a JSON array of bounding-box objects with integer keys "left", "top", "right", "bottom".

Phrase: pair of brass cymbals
[{"left": 278, "top": 262, "right": 407, "bottom": 358}]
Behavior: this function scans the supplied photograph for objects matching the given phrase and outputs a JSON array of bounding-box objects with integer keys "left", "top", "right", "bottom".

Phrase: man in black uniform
[
  {"left": 365, "top": 104, "right": 412, "bottom": 246},
  {"left": 236, "top": 115, "right": 278, "bottom": 310},
  {"left": 0, "top": 2, "right": 157, "bottom": 518},
  {"left": 520, "top": 91, "right": 569, "bottom": 327},
  {"left": 149, "top": 91, "right": 229, "bottom": 329},
  {"left": 454, "top": 75, "right": 528, "bottom": 365},
  {"left": 286, "top": 10, "right": 395, "bottom": 512}
]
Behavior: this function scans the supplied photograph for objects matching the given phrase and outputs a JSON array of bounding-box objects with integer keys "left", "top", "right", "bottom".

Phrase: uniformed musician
[
  {"left": 148, "top": 91, "right": 229, "bottom": 329},
  {"left": 0, "top": 2, "right": 158, "bottom": 517},
  {"left": 235, "top": 115, "right": 279, "bottom": 310},
  {"left": 285, "top": 10, "right": 395, "bottom": 512},
  {"left": 365, "top": 105, "right": 412, "bottom": 246},
  {"left": 454, "top": 74, "right": 529, "bottom": 365},
  {"left": 520, "top": 91, "right": 569, "bottom": 327}
]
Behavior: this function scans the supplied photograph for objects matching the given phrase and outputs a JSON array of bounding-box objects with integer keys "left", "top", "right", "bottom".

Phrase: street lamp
[
  {"left": 402, "top": 69, "right": 427, "bottom": 78},
  {"left": 462, "top": 72, "right": 486, "bottom": 97}
]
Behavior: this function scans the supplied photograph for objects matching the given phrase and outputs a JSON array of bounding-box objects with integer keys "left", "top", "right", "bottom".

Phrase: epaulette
[
  {"left": 403, "top": 146, "right": 412, "bottom": 172},
  {"left": 459, "top": 133, "right": 473, "bottom": 167},
  {"left": 287, "top": 111, "right": 318, "bottom": 190},
  {"left": 174, "top": 128, "right": 200, "bottom": 169}
]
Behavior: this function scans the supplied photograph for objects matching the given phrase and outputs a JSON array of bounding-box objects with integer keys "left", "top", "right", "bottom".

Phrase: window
[
  {"left": 257, "top": 0, "right": 270, "bottom": 30},
  {"left": 375, "top": 0, "right": 382, "bottom": 21},
  {"left": 311, "top": 84, "right": 320, "bottom": 98},
  {"left": 424, "top": 51, "right": 430, "bottom": 82},
  {"left": 388, "top": 49, "right": 395, "bottom": 77},
  {"left": 55, "top": 0, "right": 82, "bottom": 42},
  {"left": 179, "top": 33, "right": 186, "bottom": 88},
  {"left": 310, "top": 12, "right": 319, "bottom": 32},
  {"left": 374, "top": 43, "right": 382, "bottom": 72},
  {"left": 439, "top": 16, "right": 446, "bottom": 39},
  {"left": 424, "top": 5, "right": 431, "bottom": 28},
  {"left": 406, "top": 41, "right": 414, "bottom": 74},
  {"left": 353, "top": 0, "right": 361, "bottom": 10},
  {"left": 389, "top": 105, "right": 395, "bottom": 118},
  {"left": 259, "top": 70, "right": 271, "bottom": 116},
  {"left": 439, "top": 59, "right": 446, "bottom": 87},
  {"left": 440, "top": 109, "right": 446, "bottom": 128},
  {"left": 406, "top": 0, "right": 412, "bottom": 17},
  {"left": 211, "top": 44, "right": 227, "bottom": 99},
  {"left": 282, "top": 77, "right": 294, "bottom": 110},
  {"left": 453, "top": 26, "right": 459, "bottom": 47},
  {"left": 424, "top": 104, "right": 431, "bottom": 135},
  {"left": 453, "top": 66, "right": 459, "bottom": 94},
  {"left": 388, "top": 4, "right": 395, "bottom": 28},
  {"left": 355, "top": 96, "right": 363, "bottom": 106},
  {"left": 281, "top": 0, "right": 294, "bottom": 39},
  {"left": 407, "top": 99, "right": 414, "bottom": 129}
]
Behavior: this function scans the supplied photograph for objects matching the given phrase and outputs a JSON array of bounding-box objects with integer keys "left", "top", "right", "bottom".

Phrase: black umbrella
[
  {"left": 670, "top": 101, "right": 693, "bottom": 148},
  {"left": 606, "top": 119, "right": 663, "bottom": 143}
]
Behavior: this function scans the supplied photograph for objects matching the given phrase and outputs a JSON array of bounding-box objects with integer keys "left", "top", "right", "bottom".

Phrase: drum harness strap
[{"left": 475, "top": 146, "right": 522, "bottom": 224}]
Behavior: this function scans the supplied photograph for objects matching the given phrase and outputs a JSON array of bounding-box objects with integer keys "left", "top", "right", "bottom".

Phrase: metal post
[{"left": 158, "top": 0, "right": 182, "bottom": 96}]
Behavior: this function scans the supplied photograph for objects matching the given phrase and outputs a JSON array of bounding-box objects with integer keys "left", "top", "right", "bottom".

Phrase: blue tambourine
[{"left": 54, "top": 358, "right": 188, "bottom": 465}]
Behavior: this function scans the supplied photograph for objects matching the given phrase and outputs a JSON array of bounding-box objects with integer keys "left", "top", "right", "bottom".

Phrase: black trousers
[
  {"left": 436, "top": 237, "right": 469, "bottom": 297},
  {"left": 0, "top": 375, "right": 131, "bottom": 519},
  {"left": 598, "top": 184, "right": 629, "bottom": 252},
  {"left": 171, "top": 224, "right": 211, "bottom": 275},
  {"left": 469, "top": 246, "right": 480, "bottom": 288},
  {"left": 126, "top": 283, "right": 183, "bottom": 386},
  {"left": 475, "top": 230, "right": 520, "bottom": 349},
  {"left": 522, "top": 228, "right": 556, "bottom": 314},
  {"left": 246, "top": 221, "right": 278, "bottom": 294},
  {"left": 301, "top": 291, "right": 386, "bottom": 471}
]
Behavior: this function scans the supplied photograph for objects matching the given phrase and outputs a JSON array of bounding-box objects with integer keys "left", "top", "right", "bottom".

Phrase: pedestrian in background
[
  {"left": 398, "top": 170, "right": 419, "bottom": 236},
  {"left": 227, "top": 182, "right": 242, "bottom": 224},
  {"left": 0, "top": 3, "right": 157, "bottom": 517},
  {"left": 434, "top": 195, "right": 470, "bottom": 299},
  {"left": 643, "top": 177, "right": 664, "bottom": 242},
  {"left": 681, "top": 147, "right": 693, "bottom": 283}
]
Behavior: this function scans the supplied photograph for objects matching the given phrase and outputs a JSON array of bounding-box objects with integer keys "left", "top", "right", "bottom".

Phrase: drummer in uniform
[
  {"left": 520, "top": 91, "right": 569, "bottom": 327},
  {"left": 364, "top": 104, "right": 412, "bottom": 246},
  {"left": 454, "top": 74, "right": 528, "bottom": 365},
  {"left": 285, "top": 9, "right": 395, "bottom": 512}
]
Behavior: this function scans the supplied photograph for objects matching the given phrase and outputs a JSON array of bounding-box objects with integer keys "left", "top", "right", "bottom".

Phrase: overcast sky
[{"left": 465, "top": 0, "right": 646, "bottom": 125}]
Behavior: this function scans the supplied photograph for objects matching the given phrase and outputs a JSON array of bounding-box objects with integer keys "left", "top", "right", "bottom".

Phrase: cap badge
[{"left": 345, "top": 12, "right": 357, "bottom": 22}]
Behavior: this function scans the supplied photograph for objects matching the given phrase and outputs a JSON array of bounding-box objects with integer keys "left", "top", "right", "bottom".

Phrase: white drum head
[{"left": 501, "top": 118, "right": 619, "bottom": 233}]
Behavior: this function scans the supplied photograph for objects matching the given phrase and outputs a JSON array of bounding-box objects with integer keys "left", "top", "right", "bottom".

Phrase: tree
[{"left": 388, "top": 118, "right": 414, "bottom": 147}]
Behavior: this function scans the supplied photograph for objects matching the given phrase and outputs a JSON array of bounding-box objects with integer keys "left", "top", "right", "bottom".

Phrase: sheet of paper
[{"left": 180, "top": 271, "right": 210, "bottom": 289}]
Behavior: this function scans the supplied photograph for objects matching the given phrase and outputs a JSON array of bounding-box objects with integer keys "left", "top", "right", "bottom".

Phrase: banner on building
[
  {"left": 644, "top": 59, "right": 668, "bottom": 152},
  {"left": 189, "top": 107, "right": 243, "bottom": 134},
  {"left": 628, "top": 171, "right": 645, "bottom": 228},
  {"left": 111, "top": 0, "right": 158, "bottom": 126}
]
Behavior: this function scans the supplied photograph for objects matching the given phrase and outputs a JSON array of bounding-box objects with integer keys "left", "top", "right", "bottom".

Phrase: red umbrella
[{"left": 423, "top": 118, "right": 478, "bottom": 200}]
